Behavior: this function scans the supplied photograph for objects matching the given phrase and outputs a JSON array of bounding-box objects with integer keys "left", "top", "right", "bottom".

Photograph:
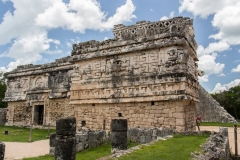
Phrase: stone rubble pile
[{"left": 191, "top": 127, "right": 231, "bottom": 160}]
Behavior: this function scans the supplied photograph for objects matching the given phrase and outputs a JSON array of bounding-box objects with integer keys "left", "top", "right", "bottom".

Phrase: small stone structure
[
  {"left": 55, "top": 117, "right": 76, "bottom": 160},
  {"left": 50, "top": 129, "right": 108, "bottom": 155},
  {"left": 0, "top": 142, "right": 5, "bottom": 160},
  {"left": 197, "top": 85, "right": 236, "bottom": 123},
  {"left": 76, "top": 129, "right": 108, "bottom": 152},
  {"left": 128, "top": 126, "right": 175, "bottom": 144},
  {"left": 0, "top": 108, "right": 7, "bottom": 125},
  {"left": 3, "top": 17, "right": 201, "bottom": 132},
  {"left": 111, "top": 119, "right": 128, "bottom": 153},
  {"left": 192, "top": 127, "right": 231, "bottom": 160}
]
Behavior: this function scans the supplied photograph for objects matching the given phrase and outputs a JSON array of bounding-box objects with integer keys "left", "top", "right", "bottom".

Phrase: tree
[
  {"left": 211, "top": 84, "right": 240, "bottom": 120},
  {"left": 0, "top": 71, "right": 7, "bottom": 108}
]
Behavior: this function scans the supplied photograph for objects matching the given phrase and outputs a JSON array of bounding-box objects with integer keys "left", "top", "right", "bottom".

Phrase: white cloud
[
  {"left": 35, "top": 0, "right": 136, "bottom": 32},
  {"left": 231, "top": 65, "right": 240, "bottom": 72},
  {"left": 179, "top": 0, "right": 240, "bottom": 45},
  {"left": 211, "top": 79, "right": 240, "bottom": 93},
  {"left": 197, "top": 41, "right": 230, "bottom": 57},
  {"left": 198, "top": 53, "right": 225, "bottom": 82},
  {"left": 197, "top": 41, "right": 229, "bottom": 82},
  {"left": 104, "top": 37, "right": 109, "bottom": 40},
  {"left": 160, "top": 11, "right": 174, "bottom": 21},
  {"left": 0, "top": 0, "right": 136, "bottom": 72},
  {"left": 217, "top": 73, "right": 226, "bottom": 77}
]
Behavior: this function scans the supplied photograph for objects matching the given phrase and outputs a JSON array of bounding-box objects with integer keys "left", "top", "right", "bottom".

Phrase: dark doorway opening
[{"left": 34, "top": 105, "right": 44, "bottom": 125}]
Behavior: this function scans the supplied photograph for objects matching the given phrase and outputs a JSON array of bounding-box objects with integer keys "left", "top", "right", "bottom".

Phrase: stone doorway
[{"left": 33, "top": 105, "right": 44, "bottom": 125}]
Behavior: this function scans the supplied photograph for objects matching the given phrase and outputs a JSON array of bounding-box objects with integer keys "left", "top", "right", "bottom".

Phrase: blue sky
[{"left": 0, "top": 0, "right": 240, "bottom": 93}]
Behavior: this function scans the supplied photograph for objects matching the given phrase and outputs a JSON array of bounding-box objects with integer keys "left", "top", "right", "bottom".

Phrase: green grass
[
  {"left": 200, "top": 122, "right": 240, "bottom": 127},
  {"left": 115, "top": 134, "right": 209, "bottom": 160},
  {"left": 0, "top": 125, "right": 55, "bottom": 142},
  {"left": 23, "top": 141, "right": 138, "bottom": 160}
]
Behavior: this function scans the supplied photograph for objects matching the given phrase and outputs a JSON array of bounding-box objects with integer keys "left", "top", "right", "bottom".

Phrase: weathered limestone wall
[
  {"left": 3, "top": 17, "right": 200, "bottom": 132},
  {"left": 197, "top": 85, "right": 236, "bottom": 123},
  {"left": 74, "top": 100, "right": 196, "bottom": 132},
  {"left": 3, "top": 57, "right": 74, "bottom": 126}
]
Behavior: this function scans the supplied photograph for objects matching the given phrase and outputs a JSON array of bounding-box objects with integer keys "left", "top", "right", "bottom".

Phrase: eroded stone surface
[
  {"left": 3, "top": 17, "right": 200, "bottom": 132},
  {"left": 197, "top": 85, "right": 236, "bottom": 123}
]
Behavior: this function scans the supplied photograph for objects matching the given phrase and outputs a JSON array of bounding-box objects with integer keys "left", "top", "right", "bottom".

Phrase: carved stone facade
[{"left": 3, "top": 17, "right": 199, "bottom": 132}]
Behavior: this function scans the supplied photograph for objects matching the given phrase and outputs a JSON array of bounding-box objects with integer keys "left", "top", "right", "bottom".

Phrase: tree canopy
[
  {"left": 211, "top": 84, "right": 240, "bottom": 120},
  {"left": 0, "top": 71, "right": 7, "bottom": 108}
]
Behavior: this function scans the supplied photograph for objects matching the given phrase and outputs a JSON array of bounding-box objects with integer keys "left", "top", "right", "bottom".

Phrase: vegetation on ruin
[
  {"left": 0, "top": 71, "right": 7, "bottom": 108},
  {"left": 23, "top": 134, "right": 209, "bottom": 160},
  {"left": 201, "top": 122, "right": 240, "bottom": 127},
  {"left": 211, "top": 84, "right": 240, "bottom": 120},
  {"left": 0, "top": 125, "right": 55, "bottom": 142}
]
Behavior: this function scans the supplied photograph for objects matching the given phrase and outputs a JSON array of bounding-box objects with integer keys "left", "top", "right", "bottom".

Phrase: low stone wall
[
  {"left": 191, "top": 127, "right": 231, "bottom": 160},
  {"left": 0, "top": 108, "right": 7, "bottom": 125},
  {"left": 128, "top": 127, "right": 176, "bottom": 144},
  {"left": 76, "top": 129, "right": 108, "bottom": 152},
  {"left": 50, "top": 129, "right": 108, "bottom": 155}
]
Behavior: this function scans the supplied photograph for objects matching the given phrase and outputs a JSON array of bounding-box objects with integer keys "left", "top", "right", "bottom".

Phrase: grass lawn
[
  {"left": 0, "top": 125, "right": 55, "bottom": 142},
  {"left": 115, "top": 134, "right": 209, "bottom": 160},
  {"left": 200, "top": 122, "right": 240, "bottom": 127},
  {"left": 23, "top": 134, "right": 209, "bottom": 160},
  {"left": 23, "top": 142, "right": 138, "bottom": 160}
]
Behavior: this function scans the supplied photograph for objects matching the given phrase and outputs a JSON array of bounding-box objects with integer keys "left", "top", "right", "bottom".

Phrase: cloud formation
[
  {"left": 232, "top": 65, "right": 240, "bottom": 72},
  {"left": 211, "top": 79, "right": 240, "bottom": 93},
  {"left": 0, "top": 0, "right": 136, "bottom": 72},
  {"left": 179, "top": 0, "right": 240, "bottom": 84}
]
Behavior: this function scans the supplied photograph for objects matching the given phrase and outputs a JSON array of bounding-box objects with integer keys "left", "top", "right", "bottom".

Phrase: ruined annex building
[{"left": 3, "top": 17, "right": 201, "bottom": 132}]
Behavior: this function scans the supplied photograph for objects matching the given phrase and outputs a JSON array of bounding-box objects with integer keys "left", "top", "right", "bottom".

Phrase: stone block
[
  {"left": 111, "top": 132, "right": 127, "bottom": 150},
  {"left": 0, "top": 142, "right": 5, "bottom": 160},
  {"left": 173, "top": 113, "right": 185, "bottom": 119},
  {"left": 49, "top": 147, "right": 55, "bottom": 156},
  {"left": 49, "top": 133, "right": 56, "bottom": 147},
  {"left": 145, "top": 136, "right": 152, "bottom": 143},
  {"left": 111, "top": 119, "right": 128, "bottom": 132},
  {"left": 176, "top": 118, "right": 185, "bottom": 126},
  {"left": 140, "top": 136, "right": 146, "bottom": 144},
  {"left": 55, "top": 136, "right": 76, "bottom": 160},
  {"left": 56, "top": 117, "right": 76, "bottom": 136}
]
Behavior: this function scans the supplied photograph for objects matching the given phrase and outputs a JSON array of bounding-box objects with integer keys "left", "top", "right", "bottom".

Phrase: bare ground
[{"left": 4, "top": 139, "right": 49, "bottom": 160}]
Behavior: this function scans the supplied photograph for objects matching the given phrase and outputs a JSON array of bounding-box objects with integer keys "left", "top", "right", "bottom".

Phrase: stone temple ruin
[{"left": 3, "top": 17, "right": 202, "bottom": 132}]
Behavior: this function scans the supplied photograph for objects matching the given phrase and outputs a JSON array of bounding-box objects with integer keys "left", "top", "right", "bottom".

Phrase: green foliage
[
  {"left": 0, "top": 125, "right": 55, "bottom": 142},
  {"left": 211, "top": 84, "right": 240, "bottom": 119},
  {"left": 0, "top": 71, "right": 7, "bottom": 108},
  {"left": 116, "top": 135, "right": 209, "bottom": 160}
]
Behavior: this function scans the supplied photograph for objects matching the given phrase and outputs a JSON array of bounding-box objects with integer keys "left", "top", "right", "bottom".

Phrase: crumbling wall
[
  {"left": 197, "top": 85, "right": 236, "bottom": 123},
  {"left": 49, "top": 129, "right": 108, "bottom": 155},
  {"left": 128, "top": 127, "right": 175, "bottom": 144},
  {"left": 192, "top": 127, "right": 231, "bottom": 160}
]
